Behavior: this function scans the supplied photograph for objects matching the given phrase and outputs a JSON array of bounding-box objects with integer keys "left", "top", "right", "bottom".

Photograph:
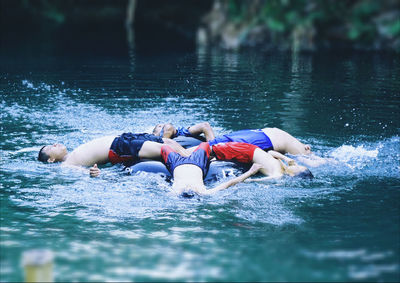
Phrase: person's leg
[
  {"left": 138, "top": 141, "right": 164, "bottom": 159},
  {"left": 263, "top": 127, "right": 311, "bottom": 155}
]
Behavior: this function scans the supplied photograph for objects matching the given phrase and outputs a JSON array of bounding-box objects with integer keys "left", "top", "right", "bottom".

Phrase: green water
[{"left": 1, "top": 49, "right": 399, "bottom": 282}]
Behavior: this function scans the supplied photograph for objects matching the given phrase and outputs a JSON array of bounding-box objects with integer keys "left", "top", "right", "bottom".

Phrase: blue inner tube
[
  {"left": 123, "top": 136, "right": 250, "bottom": 183},
  {"left": 172, "top": 135, "right": 204, "bottom": 148},
  {"left": 124, "top": 160, "right": 248, "bottom": 184}
]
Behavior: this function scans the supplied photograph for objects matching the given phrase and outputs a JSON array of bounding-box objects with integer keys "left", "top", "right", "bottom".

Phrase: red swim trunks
[{"left": 211, "top": 142, "right": 258, "bottom": 163}]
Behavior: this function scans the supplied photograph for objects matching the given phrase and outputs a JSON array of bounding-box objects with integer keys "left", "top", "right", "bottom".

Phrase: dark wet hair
[
  {"left": 38, "top": 146, "right": 49, "bottom": 163},
  {"left": 180, "top": 190, "right": 199, "bottom": 199},
  {"left": 294, "top": 168, "right": 314, "bottom": 179}
]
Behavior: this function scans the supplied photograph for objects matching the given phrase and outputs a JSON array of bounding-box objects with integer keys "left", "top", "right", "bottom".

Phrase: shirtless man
[
  {"left": 37, "top": 133, "right": 189, "bottom": 177},
  {"left": 161, "top": 142, "right": 262, "bottom": 197},
  {"left": 211, "top": 142, "right": 314, "bottom": 180},
  {"left": 153, "top": 122, "right": 215, "bottom": 141}
]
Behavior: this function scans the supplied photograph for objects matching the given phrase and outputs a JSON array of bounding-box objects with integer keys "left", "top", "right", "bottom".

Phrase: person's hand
[
  {"left": 90, "top": 164, "right": 100, "bottom": 177},
  {"left": 249, "top": 163, "right": 263, "bottom": 174}
]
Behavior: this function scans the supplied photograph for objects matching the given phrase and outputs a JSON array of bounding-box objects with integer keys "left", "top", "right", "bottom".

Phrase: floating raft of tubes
[{"left": 123, "top": 136, "right": 250, "bottom": 183}]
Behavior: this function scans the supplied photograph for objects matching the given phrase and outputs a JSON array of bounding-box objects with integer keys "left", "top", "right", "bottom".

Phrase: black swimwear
[
  {"left": 108, "top": 133, "right": 163, "bottom": 166},
  {"left": 161, "top": 142, "right": 211, "bottom": 178}
]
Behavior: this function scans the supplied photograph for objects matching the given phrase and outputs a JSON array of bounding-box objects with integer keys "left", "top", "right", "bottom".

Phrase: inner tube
[
  {"left": 124, "top": 160, "right": 248, "bottom": 184},
  {"left": 124, "top": 160, "right": 171, "bottom": 179},
  {"left": 123, "top": 136, "right": 249, "bottom": 183},
  {"left": 172, "top": 135, "right": 205, "bottom": 148}
]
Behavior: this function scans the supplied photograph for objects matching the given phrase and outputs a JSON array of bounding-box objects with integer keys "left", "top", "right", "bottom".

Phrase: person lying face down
[
  {"left": 37, "top": 133, "right": 190, "bottom": 177},
  {"left": 153, "top": 122, "right": 216, "bottom": 141},
  {"left": 211, "top": 142, "right": 314, "bottom": 180},
  {"left": 161, "top": 142, "right": 262, "bottom": 197}
]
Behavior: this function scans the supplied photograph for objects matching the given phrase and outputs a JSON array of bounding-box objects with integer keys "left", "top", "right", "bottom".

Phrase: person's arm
[
  {"left": 61, "top": 162, "right": 93, "bottom": 175},
  {"left": 161, "top": 123, "right": 177, "bottom": 139},
  {"left": 89, "top": 164, "right": 100, "bottom": 177},
  {"left": 296, "top": 155, "right": 328, "bottom": 167},
  {"left": 162, "top": 138, "right": 190, "bottom": 157},
  {"left": 244, "top": 176, "right": 279, "bottom": 182},
  {"left": 268, "top": 150, "right": 295, "bottom": 165},
  {"left": 61, "top": 162, "right": 99, "bottom": 177},
  {"left": 188, "top": 122, "right": 215, "bottom": 141},
  {"left": 202, "top": 163, "right": 263, "bottom": 195}
]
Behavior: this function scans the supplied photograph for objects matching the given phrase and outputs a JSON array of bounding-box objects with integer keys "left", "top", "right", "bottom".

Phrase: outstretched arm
[
  {"left": 268, "top": 150, "right": 295, "bottom": 165},
  {"left": 270, "top": 149, "right": 326, "bottom": 167},
  {"left": 188, "top": 122, "right": 215, "bottom": 141},
  {"left": 202, "top": 163, "right": 263, "bottom": 195},
  {"left": 296, "top": 155, "right": 327, "bottom": 167},
  {"left": 61, "top": 162, "right": 99, "bottom": 177},
  {"left": 244, "top": 176, "right": 278, "bottom": 182}
]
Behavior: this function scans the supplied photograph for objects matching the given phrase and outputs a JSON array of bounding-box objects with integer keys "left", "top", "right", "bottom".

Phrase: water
[{"left": 1, "top": 48, "right": 399, "bottom": 281}]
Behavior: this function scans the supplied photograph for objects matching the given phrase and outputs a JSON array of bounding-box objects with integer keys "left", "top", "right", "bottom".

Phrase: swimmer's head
[
  {"left": 180, "top": 190, "right": 197, "bottom": 199},
  {"left": 38, "top": 144, "right": 68, "bottom": 163},
  {"left": 294, "top": 169, "right": 314, "bottom": 179},
  {"left": 172, "top": 181, "right": 203, "bottom": 199},
  {"left": 286, "top": 164, "right": 314, "bottom": 179},
  {"left": 153, "top": 123, "right": 176, "bottom": 137}
]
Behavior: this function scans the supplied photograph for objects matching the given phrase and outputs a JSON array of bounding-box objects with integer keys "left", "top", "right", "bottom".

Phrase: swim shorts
[
  {"left": 208, "top": 129, "right": 274, "bottom": 151},
  {"left": 212, "top": 142, "right": 258, "bottom": 163},
  {"left": 108, "top": 133, "right": 163, "bottom": 166},
  {"left": 161, "top": 142, "right": 211, "bottom": 177}
]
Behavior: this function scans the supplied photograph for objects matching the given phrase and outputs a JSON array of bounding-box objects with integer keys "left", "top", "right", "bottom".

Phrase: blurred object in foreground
[{"left": 22, "top": 249, "right": 54, "bottom": 282}]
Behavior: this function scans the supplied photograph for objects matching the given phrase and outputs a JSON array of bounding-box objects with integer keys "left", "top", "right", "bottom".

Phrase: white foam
[
  {"left": 22, "top": 80, "right": 34, "bottom": 89},
  {"left": 331, "top": 145, "right": 379, "bottom": 163}
]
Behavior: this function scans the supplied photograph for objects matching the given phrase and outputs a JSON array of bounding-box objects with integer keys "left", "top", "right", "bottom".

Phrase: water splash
[
  {"left": 331, "top": 144, "right": 379, "bottom": 163},
  {"left": 326, "top": 137, "right": 400, "bottom": 178}
]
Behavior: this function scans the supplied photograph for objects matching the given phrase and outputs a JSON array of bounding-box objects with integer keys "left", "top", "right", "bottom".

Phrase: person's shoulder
[{"left": 62, "top": 154, "right": 76, "bottom": 165}]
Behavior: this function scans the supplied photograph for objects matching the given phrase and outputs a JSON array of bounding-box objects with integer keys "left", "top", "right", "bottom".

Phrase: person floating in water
[
  {"left": 211, "top": 142, "right": 314, "bottom": 180},
  {"left": 160, "top": 140, "right": 312, "bottom": 198},
  {"left": 154, "top": 122, "right": 325, "bottom": 166},
  {"left": 37, "top": 133, "right": 189, "bottom": 177},
  {"left": 161, "top": 142, "right": 263, "bottom": 197}
]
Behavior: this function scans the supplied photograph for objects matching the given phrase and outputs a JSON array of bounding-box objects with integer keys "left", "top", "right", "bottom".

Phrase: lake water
[{"left": 1, "top": 47, "right": 399, "bottom": 281}]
